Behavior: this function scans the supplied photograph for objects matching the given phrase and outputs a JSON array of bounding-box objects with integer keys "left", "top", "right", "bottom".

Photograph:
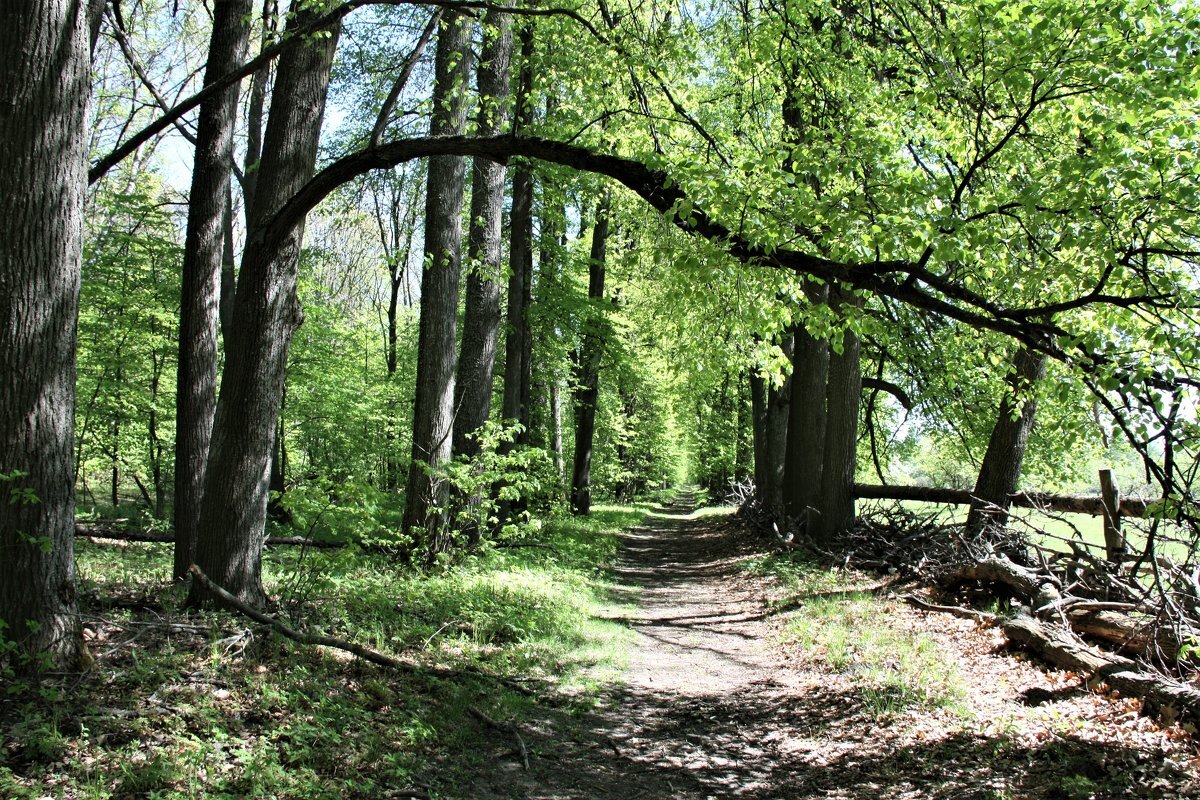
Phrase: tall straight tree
[
  {"left": 501, "top": 23, "right": 535, "bottom": 444},
  {"left": 189, "top": 10, "right": 340, "bottom": 607},
  {"left": 173, "top": 0, "right": 252, "bottom": 582},
  {"left": 0, "top": 0, "right": 89, "bottom": 668},
  {"left": 813, "top": 286, "right": 862, "bottom": 542},
  {"left": 453, "top": 11, "right": 512, "bottom": 544},
  {"left": 402, "top": 11, "right": 473, "bottom": 555},
  {"left": 453, "top": 9, "right": 513, "bottom": 499},
  {"left": 783, "top": 287, "right": 830, "bottom": 526},
  {"left": 570, "top": 197, "right": 610, "bottom": 516}
]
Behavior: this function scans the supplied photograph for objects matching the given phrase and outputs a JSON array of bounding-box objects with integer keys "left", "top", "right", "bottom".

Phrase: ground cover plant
[{"left": 0, "top": 507, "right": 641, "bottom": 799}]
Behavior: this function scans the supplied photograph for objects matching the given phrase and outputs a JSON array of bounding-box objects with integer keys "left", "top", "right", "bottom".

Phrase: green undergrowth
[
  {"left": 746, "top": 550, "right": 967, "bottom": 719},
  {"left": 2, "top": 506, "right": 645, "bottom": 799}
]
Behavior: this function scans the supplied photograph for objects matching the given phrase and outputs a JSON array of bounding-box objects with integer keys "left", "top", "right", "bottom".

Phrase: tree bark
[
  {"left": 814, "top": 287, "right": 862, "bottom": 543},
  {"left": 501, "top": 24, "right": 536, "bottom": 446},
  {"left": 965, "top": 346, "right": 1047, "bottom": 535},
  {"left": 764, "top": 333, "right": 794, "bottom": 515},
  {"left": 402, "top": 11, "right": 473, "bottom": 557},
  {"left": 189, "top": 9, "right": 339, "bottom": 608},
  {"left": 173, "top": 0, "right": 252, "bottom": 581},
  {"left": 454, "top": 10, "right": 511, "bottom": 450},
  {"left": 783, "top": 286, "right": 830, "bottom": 526},
  {"left": 570, "top": 198, "right": 610, "bottom": 515},
  {"left": 0, "top": 0, "right": 89, "bottom": 669},
  {"left": 453, "top": 10, "right": 511, "bottom": 544}
]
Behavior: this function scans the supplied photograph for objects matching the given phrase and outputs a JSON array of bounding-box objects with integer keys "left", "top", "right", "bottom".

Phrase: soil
[{"left": 465, "top": 494, "right": 1200, "bottom": 800}]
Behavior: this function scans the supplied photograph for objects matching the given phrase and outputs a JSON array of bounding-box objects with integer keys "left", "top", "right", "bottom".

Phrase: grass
[
  {"left": 862, "top": 499, "right": 1195, "bottom": 563},
  {"left": 745, "top": 550, "right": 968, "bottom": 719},
  {"left": 2, "top": 505, "right": 646, "bottom": 799}
]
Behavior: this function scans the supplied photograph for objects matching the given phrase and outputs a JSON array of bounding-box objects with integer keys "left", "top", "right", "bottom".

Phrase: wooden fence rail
[{"left": 851, "top": 483, "right": 1150, "bottom": 518}]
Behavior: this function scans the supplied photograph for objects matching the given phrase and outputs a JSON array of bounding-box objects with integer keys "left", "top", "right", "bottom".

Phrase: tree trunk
[
  {"left": 173, "top": 0, "right": 252, "bottom": 581},
  {"left": 452, "top": 10, "right": 512, "bottom": 544},
  {"left": 783, "top": 288, "right": 829, "bottom": 526},
  {"left": 241, "top": 0, "right": 277, "bottom": 215},
  {"left": 813, "top": 287, "right": 862, "bottom": 543},
  {"left": 189, "top": 9, "right": 339, "bottom": 608},
  {"left": 402, "top": 11, "right": 472, "bottom": 557},
  {"left": 0, "top": 0, "right": 88, "bottom": 669},
  {"left": 501, "top": 24, "right": 536, "bottom": 446},
  {"left": 758, "top": 331, "right": 796, "bottom": 513},
  {"left": 570, "top": 198, "right": 610, "bottom": 515},
  {"left": 965, "top": 346, "right": 1047, "bottom": 535}
]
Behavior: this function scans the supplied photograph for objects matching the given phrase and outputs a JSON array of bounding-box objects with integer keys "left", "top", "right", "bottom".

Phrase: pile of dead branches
[{"left": 801, "top": 501, "right": 1200, "bottom": 729}]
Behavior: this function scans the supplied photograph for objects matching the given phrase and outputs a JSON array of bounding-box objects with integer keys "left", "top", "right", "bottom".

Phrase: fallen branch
[
  {"left": 468, "top": 706, "right": 530, "bottom": 770},
  {"left": 492, "top": 542, "right": 562, "bottom": 554},
  {"left": 186, "top": 565, "right": 535, "bottom": 695},
  {"left": 998, "top": 612, "right": 1200, "bottom": 728},
  {"left": 904, "top": 595, "right": 1200, "bottom": 728},
  {"left": 78, "top": 524, "right": 345, "bottom": 549}
]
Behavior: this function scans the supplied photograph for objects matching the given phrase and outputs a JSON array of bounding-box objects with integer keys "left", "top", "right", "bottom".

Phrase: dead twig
[{"left": 468, "top": 706, "right": 531, "bottom": 770}]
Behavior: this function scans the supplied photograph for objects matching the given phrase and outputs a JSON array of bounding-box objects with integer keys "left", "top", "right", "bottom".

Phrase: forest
[{"left": 3, "top": 0, "right": 1200, "bottom": 797}]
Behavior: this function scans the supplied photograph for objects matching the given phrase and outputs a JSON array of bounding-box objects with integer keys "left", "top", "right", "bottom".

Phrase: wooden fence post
[{"left": 1099, "top": 468, "right": 1126, "bottom": 565}]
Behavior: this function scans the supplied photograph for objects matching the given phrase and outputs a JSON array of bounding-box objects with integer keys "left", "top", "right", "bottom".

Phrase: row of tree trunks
[
  {"left": 188, "top": 8, "right": 341, "bottom": 608},
  {"left": 172, "top": 0, "right": 252, "bottom": 581},
  {"left": 401, "top": 11, "right": 473, "bottom": 558},
  {"left": 750, "top": 332, "right": 793, "bottom": 516}
]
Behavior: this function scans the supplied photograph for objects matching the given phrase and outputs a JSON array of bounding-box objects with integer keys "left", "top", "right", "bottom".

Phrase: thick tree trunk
[
  {"left": 965, "top": 346, "right": 1047, "bottom": 535},
  {"left": 173, "top": 0, "right": 252, "bottom": 581},
  {"left": 0, "top": 0, "right": 89, "bottom": 669},
  {"left": 570, "top": 199, "right": 610, "bottom": 515},
  {"left": 452, "top": 10, "right": 511, "bottom": 544},
  {"left": 783, "top": 287, "right": 830, "bottom": 526},
  {"left": 402, "top": 12, "right": 472, "bottom": 556},
  {"left": 189, "top": 10, "right": 339, "bottom": 608},
  {"left": 453, "top": 10, "right": 512, "bottom": 455},
  {"left": 813, "top": 288, "right": 862, "bottom": 543}
]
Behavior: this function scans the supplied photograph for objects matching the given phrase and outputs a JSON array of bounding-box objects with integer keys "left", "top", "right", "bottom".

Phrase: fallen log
[
  {"left": 904, "top": 593, "right": 1200, "bottom": 728},
  {"left": 76, "top": 523, "right": 345, "bottom": 549},
  {"left": 1066, "top": 607, "right": 1199, "bottom": 664},
  {"left": 998, "top": 612, "right": 1200, "bottom": 728},
  {"left": 951, "top": 554, "right": 1062, "bottom": 612}
]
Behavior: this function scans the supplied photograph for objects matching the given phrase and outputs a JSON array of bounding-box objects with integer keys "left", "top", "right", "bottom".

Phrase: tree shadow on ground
[{"left": 468, "top": 678, "right": 1197, "bottom": 799}]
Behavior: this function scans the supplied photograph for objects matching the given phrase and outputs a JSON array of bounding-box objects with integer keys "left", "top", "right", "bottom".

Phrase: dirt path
[{"left": 466, "top": 495, "right": 1199, "bottom": 799}]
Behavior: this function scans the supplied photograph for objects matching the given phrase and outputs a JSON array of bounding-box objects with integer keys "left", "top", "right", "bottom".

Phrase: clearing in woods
[{"left": 468, "top": 492, "right": 1200, "bottom": 799}]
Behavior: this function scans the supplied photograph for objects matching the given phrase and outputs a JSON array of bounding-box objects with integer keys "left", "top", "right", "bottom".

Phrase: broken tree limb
[
  {"left": 952, "top": 554, "right": 1062, "bottom": 613},
  {"left": 77, "top": 523, "right": 345, "bottom": 549},
  {"left": 185, "top": 565, "right": 535, "bottom": 695},
  {"left": 998, "top": 612, "right": 1200, "bottom": 728}
]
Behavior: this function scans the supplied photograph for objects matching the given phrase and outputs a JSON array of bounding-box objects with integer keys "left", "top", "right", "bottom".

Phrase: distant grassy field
[{"left": 859, "top": 499, "right": 1195, "bottom": 563}]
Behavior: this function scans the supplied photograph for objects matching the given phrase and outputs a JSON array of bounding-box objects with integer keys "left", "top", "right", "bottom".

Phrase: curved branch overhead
[{"left": 266, "top": 134, "right": 1096, "bottom": 367}]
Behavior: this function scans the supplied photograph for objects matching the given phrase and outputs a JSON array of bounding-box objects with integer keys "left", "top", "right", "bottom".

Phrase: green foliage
[
  {"left": 6, "top": 506, "right": 641, "bottom": 797},
  {"left": 77, "top": 180, "right": 180, "bottom": 518}
]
